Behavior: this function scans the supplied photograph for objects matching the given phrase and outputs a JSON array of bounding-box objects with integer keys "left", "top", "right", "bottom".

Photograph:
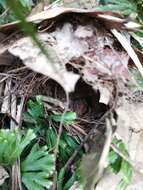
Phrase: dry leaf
[
  {"left": 9, "top": 35, "right": 80, "bottom": 92},
  {"left": 0, "top": 7, "right": 140, "bottom": 32}
]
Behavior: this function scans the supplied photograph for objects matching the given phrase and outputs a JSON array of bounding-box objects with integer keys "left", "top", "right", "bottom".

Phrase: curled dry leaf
[
  {"left": 0, "top": 6, "right": 141, "bottom": 32},
  {"left": 9, "top": 35, "right": 80, "bottom": 93}
]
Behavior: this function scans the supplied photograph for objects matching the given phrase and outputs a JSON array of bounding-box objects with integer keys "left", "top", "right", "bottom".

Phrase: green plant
[
  {"left": 57, "top": 167, "right": 77, "bottom": 190},
  {"left": 0, "top": 0, "right": 32, "bottom": 10},
  {"left": 18, "top": 0, "right": 33, "bottom": 10},
  {"left": 0, "top": 0, "right": 32, "bottom": 24},
  {"left": 21, "top": 144, "right": 55, "bottom": 190},
  {"left": 23, "top": 98, "right": 45, "bottom": 123},
  {"left": 27, "top": 98, "right": 45, "bottom": 120},
  {"left": 0, "top": 128, "right": 35, "bottom": 166},
  {"left": 0, "top": 0, "right": 7, "bottom": 10},
  {"left": 23, "top": 98, "right": 81, "bottom": 189},
  {"left": 46, "top": 125, "right": 83, "bottom": 189},
  {"left": 1, "top": 183, "right": 10, "bottom": 190},
  {"left": 98, "top": 0, "right": 143, "bottom": 21},
  {"left": 108, "top": 137, "right": 133, "bottom": 190},
  {"left": 98, "top": 0, "right": 136, "bottom": 16},
  {"left": 50, "top": 111, "right": 77, "bottom": 125},
  {"left": 23, "top": 98, "right": 47, "bottom": 133},
  {"left": 46, "top": 126, "right": 82, "bottom": 162}
]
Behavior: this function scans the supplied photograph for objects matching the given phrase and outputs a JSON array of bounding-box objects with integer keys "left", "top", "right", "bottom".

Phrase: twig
[
  {"left": 7, "top": 84, "right": 18, "bottom": 190},
  {"left": 110, "top": 143, "right": 133, "bottom": 166},
  {"left": 71, "top": 123, "right": 87, "bottom": 136},
  {"left": 110, "top": 143, "right": 143, "bottom": 175},
  {"left": 17, "top": 158, "right": 23, "bottom": 190},
  {"left": 77, "top": 117, "right": 105, "bottom": 125},
  {"left": 37, "top": 95, "right": 65, "bottom": 109},
  {"left": 53, "top": 91, "right": 70, "bottom": 190},
  {"left": 16, "top": 96, "right": 25, "bottom": 125},
  {"left": 11, "top": 94, "right": 17, "bottom": 129},
  {"left": 1, "top": 79, "right": 11, "bottom": 113},
  {"left": 0, "top": 8, "right": 9, "bottom": 18},
  {"left": 11, "top": 96, "right": 25, "bottom": 190},
  {"left": 54, "top": 92, "right": 69, "bottom": 156},
  {"left": 0, "top": 73, "right": 11, "bottom": 76},
  {"left": 38, "top": 21, "right": 55, "bottom": 32},
  {"left": 0, "top": 76, "right": 10, "bottom": 84},
  {"left": 7, "top": 66, "right": 27, "bottom": 73},
  {"left": 12, "top": 164, "right": 18, "bottom": 190},
  {"left": 1, "top": 31, "right": 19, "bottom": 44}
]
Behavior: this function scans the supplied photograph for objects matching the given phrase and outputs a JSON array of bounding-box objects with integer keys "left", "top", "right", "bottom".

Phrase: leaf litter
[{"left": 0, "top": 3, "right": 143, "bottom": 190}]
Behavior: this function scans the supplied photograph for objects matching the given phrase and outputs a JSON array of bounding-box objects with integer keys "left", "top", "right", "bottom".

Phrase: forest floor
[{"left": 0, "top": 1, "right": 143, "bottom": 190}]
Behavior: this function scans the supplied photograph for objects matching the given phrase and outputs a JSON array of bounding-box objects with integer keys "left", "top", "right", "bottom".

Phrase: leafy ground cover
[{"left": 0, "top": 0, "right": 143, "bottom": 190}]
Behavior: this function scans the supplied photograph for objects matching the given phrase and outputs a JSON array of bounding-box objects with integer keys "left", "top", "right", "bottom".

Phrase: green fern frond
[
  {"left": 21, "top": 144, "right": 55, "bottom": 190},
  {"left": 0, "top": 129, "right": 35, "bottom": 166}
]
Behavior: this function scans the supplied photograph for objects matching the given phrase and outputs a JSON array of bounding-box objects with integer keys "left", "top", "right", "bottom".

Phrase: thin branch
[
  {"left": 0, "top": 8, "right": 9, "bottom": 18},
  {"left": 53, "top": 91, "right": 70, "bottom": 190}
]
